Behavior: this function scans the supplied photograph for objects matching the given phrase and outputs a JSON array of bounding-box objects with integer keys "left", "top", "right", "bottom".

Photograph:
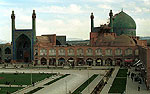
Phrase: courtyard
[{"left": 0, "top": 65, "right": 149, "bottom": 94}]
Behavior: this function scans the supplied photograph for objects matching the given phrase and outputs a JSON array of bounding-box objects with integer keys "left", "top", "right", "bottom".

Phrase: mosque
[{"left": 0, "top": 10, "right": 150, "bottom": 89}]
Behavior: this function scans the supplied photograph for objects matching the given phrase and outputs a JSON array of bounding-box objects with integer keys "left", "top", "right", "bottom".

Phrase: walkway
[
  {"left": 100, "top": 66, "right": 120, "bottom": 94},
  {"left": 82, "top": 74, "right": 103, "bottom": 94},
  {"left": 0, "top": 67, "right": 108, "bottom": 94},
  {"left": 126, "top": 67, "right": 150, "bottom": 94}
]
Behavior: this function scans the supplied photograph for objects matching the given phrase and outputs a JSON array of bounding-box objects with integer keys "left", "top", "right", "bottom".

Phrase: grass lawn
[
  {"left": 72, "top": 74, "right": 98, "bottom": 94},
  {"left": 0, "top": 73, "right": 55, "bottom": 85},
  {"left": 116, "top": 69, "right": 128, "bottom": 77},
  {"left": 0, "top": 87, "right": 23, "bottom": 94},
  {"left": 109, "top": 78, "right": 127, "bottom": 93}
]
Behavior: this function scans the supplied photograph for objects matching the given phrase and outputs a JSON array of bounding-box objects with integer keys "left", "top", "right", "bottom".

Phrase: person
[
  {"left": 69, "top": 90, "right": 71, "bottom": 94},
  {"left": 131, "top": 76, "right": 133, "bottom": 81},
  {"left": 138, "top": 85, "right": 140, "bottom": 91},
  {"left": 127, "top": 71, "right": 130, "bottom": 77}
]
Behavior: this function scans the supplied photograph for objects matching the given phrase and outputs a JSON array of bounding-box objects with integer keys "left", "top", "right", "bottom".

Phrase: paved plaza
[{"left": 0, "top": 65, "right": 150, "bottom": 94}]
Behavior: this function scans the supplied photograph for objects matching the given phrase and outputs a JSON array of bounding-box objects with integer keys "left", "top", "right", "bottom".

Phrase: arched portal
[
  {"left": 49, "top": 58, "right": 56, "bottom": 66},
  {"left": 41, "top": 58, "right": 47, "bottom": 65},
  {"left": 105, "top": 58, "right": 113, "bottom": 66},
  {"left": 5, "top": 57, "right": 11, "bottom": 63},
  {"left": 16, "top": 34, "right": 31, "bottom": 62},
  {"left": 68, "top": 58, "right": 75, "bottom": 67},
  {"left": 77, "top": 58, "right": 84, "bottom": 66},
  {"left": 58, "top": 58, "right": 65, "bottom": 66},
  {"left": 5, "top": 48, "right": 11, "bottom": 54},
  {"left": 115, "top": 58, "right": 122, "bottom": 66},
  {"left": 86, "top": 58, "right": 93, "bottom": 66},
  {"left": 96, "top": 58, "right": 103, "bottom": 66},
  {"left": 34, "top": 58, "right": 38, "bottom": 65}
]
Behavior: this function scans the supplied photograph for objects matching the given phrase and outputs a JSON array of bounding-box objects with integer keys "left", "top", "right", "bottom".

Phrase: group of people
[{"left": 128, "top": 71, "right": 142, "bottom": 91}]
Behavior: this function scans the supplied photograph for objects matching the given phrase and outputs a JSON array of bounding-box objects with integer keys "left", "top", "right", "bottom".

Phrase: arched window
[
  {"left": 105, "top": 48, "right": 112, "bottom": 56},
  {"left": 68, "top": 48, "right": 74, "bottom": 56},
  {"left": 95, "top": 48, "right": 102, "bottom": 56},
  {"left": 34, "top": 48, "right": 38, "bottom": 56},
  {"left": 115, "top": 48, "right": 122, "bottom": 56},
  {"left": 77, "top": 48, "right": 84, "bottom": 56},
  {"left": 135, "top": 49, "right": 139, "bottom": 56},
  {"left": 41, "top": 57, "right": 47, "bottom": 65},
  {"left": 125, "top": 48, "right": 133, "bottom": 56},
  {"left": 40, "top": 48, "right": 47, "bottom": 56},
  {"left": 58, "top": 48, "right": 65, "bottom": 56},
  {"left": 86, "top": 48, "right": 93, "bottom": 56},
  {"left": 49, "top": 48, "right": 56, "bottom": 56},
  {"left": 5, "top": 47, "right": 11, "bottom": 54}
]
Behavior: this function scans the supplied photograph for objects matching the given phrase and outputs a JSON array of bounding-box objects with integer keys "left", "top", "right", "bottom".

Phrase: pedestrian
[
  {"left": 131, "top": 76, "right": 133, "bottom": 81},
  {"left": 128, "top": 71, "right": 130, "bottom": 76},
  {"left": 138, "top": 85, "right": 140, "bottom": 91},
  {"left": 69, "top": 90, "right": 71, "bottom": 94}
]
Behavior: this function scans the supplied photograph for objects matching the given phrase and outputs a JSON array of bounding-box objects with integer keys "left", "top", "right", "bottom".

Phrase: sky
[{"left": 0, "top": 0, "right": 150, "bottom": 42}]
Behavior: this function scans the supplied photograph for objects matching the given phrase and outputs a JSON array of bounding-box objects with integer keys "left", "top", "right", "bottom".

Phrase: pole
[
  {"left": 65, "top": 80, "right": 67, "bottom": 94},
  {"left": 31, "top": 63, "right": 33, "bottom": 85},
  {"left": 88, "top": 69, "right": 90, "bottom": 93}
]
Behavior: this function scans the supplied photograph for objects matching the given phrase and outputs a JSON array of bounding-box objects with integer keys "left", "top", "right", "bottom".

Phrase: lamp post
[
  {"left": 31, "top": 61, "right": 33, "bottom": 85},
  {"left": 65, "top": 80, "right": 67, "bottom": 94},
  {"left": 87, "top": 69, "right": 90, "bottom": 93}
]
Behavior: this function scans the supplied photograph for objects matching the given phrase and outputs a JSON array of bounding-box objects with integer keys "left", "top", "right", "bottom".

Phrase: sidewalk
[
  {"left": 82, "top": 74, "right": 103, "bottom": 94},
  {"left": 100, "top": 66, "right": 120, "bottom": 94},
  {"left": 35, "top": 73, "right": 90, "bottom": 94},
  {"left": 126, "top": 68, "right": 150, "bottom": 94}
]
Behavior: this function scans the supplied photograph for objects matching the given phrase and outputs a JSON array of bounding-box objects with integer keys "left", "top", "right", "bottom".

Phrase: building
[{"left": 0, "top": 9, "right": 150, "bottom": 89}]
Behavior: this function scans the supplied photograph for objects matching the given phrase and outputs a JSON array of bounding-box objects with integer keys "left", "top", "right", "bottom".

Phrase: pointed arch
[
  {"left": 15, "top": 34, "right": 31, "bottom": 62},
  {"left": 5, "top": 47, "right": 11, "bottom": 54}
]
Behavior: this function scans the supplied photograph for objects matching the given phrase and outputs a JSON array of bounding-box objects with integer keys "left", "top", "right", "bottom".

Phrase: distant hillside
[
  {"left": 140, "top": 37, "right": 150, "bottom": 40},
  {"left": 67, "top": 38, "right": 84, "bottom": 41}
]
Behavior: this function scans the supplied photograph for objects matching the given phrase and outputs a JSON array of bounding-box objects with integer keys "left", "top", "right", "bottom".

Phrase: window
[
  {"left": 58, "top": 48, "right": 65, "bottom": 56},
  {"left": 68, "top": 48, "right": 74, "bottom": 56},
  {"left": 95, "top": 48, "right": 102, "bottom": 56},
  {"left": 40, "top": 48, "right": 47, "bottom": 56},
  {"left": 115, "top": 48, "right": 122, "bottom": 56},
  {"left": 135, "top": 49, "right": 139, "bottom": 56},
  {"left": 5, "top": 47, "right": 11, "bottom": 54},
  {"left": 34, "top": 49, "right": 38, "bottom": 56},
  {"left": 77, "top": 48, "right": 84, "bottom": 56},
  {"left": 125, "top": 48, "right": 132, "bottom": 56},
  {"left": 86, "top": 48, "right": 93, "bottom": 56},
  {"left": 105, "top": 49, "right": 112, "bottom": 56},
  {"left": 49, "top": 48, "right": 56, "bottom": 56}
]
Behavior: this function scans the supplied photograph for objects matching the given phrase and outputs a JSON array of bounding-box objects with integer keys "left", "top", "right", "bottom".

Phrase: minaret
[
  {"left": 11, "top": 10, "right": 15, "bottom": 42},
  {"left": 90, "top": 12, "right": 94, "bottom": 32},
  {"left": 32, "top": 10, "right": 36, "bottom": 43},
  {"left": 109, "top": 10, "right": 113, "bottom": 32}
]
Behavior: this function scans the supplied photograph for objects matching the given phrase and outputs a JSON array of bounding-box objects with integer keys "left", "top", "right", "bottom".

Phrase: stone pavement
[
  {"left": 100, "top": 66, "right": 120, "bottom": 94},
  {"left": 100, "top": 67, "right": 150, "bottom": 94},
  {"left": 126, "top": 68, "right": 150, "bottom": 94},
  {"left": 82, "top": 74, "right": 103, "bottom": 94},
  {"left": 35, "top": 69, "right": 106, "bottom": 94},
  {"left": 0, "top": 67, "right": 109, "bottom": 94}
]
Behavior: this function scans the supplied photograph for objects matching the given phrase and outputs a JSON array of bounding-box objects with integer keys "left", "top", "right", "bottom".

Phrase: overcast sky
[{"left": 0, "top": 0, "right": 150, "bottom": 42}]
